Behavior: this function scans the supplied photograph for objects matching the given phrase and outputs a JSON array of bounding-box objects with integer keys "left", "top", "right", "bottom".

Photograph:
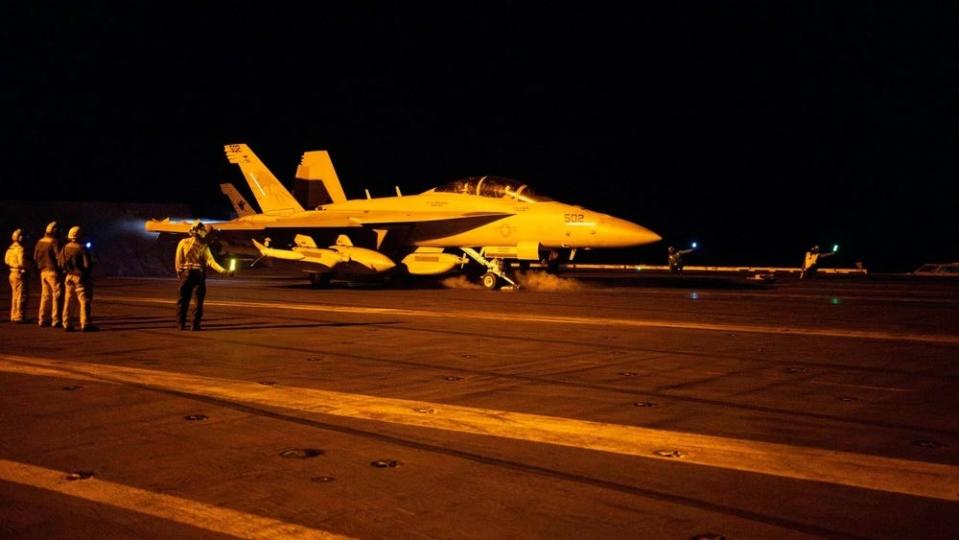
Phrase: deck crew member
[
  {"left": 34, "top": 221, "right": 63, "bottom": 327},
  {"left": 175, "top": 222, "right": 229, "bottom": 331},
  {"left": 5, "top": 228, "right": 29, "bottom": 323},
  {"left": 59, "top": 226, "right": 95, "bottom": 332},
  {"left": 800, "top": 245, "right": 835, "bottom": 279},
  {"left": 668, "top": 245, "right": 695, "bottom": 274}
]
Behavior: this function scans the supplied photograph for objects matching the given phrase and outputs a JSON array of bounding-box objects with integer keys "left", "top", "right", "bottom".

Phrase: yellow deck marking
[
  {"left": 2, "top": 354, "right": 958, "bottom": 502},
  {"left": 102, "top": 295, "right": 959, "bottom": 345},
  {"left": 0, "top": 458, "right": 351, "bottom": 539},
  {"left": 0, "top": 359, "right": 109, "bottom": 383}
]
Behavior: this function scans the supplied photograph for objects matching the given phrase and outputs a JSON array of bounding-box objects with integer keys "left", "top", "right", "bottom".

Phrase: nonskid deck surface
[{"left": 1, "top": 276, "right": 958, "bottom": 539}]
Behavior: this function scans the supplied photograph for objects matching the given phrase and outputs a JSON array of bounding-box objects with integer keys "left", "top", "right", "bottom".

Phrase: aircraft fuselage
[{"left": 311, "top": 191, "right": 660, "bottom": 252}]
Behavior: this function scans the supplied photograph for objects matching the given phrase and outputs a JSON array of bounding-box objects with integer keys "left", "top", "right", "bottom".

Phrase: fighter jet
[{"left": 146, "top": 144, "right": 661, "bottom": 288}]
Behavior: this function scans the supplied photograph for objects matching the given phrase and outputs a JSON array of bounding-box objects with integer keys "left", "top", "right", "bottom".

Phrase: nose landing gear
[{"left": 461, "top": 248, "right": 519, "bottom": 290}]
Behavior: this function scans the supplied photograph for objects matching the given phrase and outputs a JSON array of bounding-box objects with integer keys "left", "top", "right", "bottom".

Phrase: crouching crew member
[
  {"left": 59, "top": 226, "right": 95, "bottom": 332},
  {"left": 175, "top": 222, "right": 228, "bottom": 331},
  {"left": 667, "top": 246, "right": 695, "bottom": 274}
]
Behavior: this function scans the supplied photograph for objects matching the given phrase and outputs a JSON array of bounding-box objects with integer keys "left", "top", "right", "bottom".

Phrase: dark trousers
[{"left": 177, "top": 269, "right": 206, "bottom": 328}]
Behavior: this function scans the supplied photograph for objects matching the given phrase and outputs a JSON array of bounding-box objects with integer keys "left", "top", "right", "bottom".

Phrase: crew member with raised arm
[{"left": 175, "top": 222, "right": 229, "bottom": 331}]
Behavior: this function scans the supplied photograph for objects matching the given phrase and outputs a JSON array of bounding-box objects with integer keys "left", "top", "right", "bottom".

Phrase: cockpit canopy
[{"left": 432, "top": 176, "right": 551, "bottom": 203}]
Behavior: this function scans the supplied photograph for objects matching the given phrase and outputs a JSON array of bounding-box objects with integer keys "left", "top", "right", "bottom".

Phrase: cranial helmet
[
  {"left": 668, "top": 246, "right": 676, "bottom": 254},
  {"left": 45, "top": 221, "right": 59, "bottom": 235},
  {"left": 11, "top": 229, "right": 23, "bottom": 242},
  {"left": 189, "top": 221, "right": 208, "bottom": 239},
  {"left": 68, "top": 226, "right": 81, "bottom": 240},
  {"left": 811, "top": 245, "right": 820, "bottom": 253}
]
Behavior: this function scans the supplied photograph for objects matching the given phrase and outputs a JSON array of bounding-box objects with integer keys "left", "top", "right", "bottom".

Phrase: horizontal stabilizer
[{"left": 144, "top": 219, "right": 192, "bottom": 234}]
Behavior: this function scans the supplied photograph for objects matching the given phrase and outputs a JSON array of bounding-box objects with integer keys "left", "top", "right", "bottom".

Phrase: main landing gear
[{"left": 461, "top": 248, "right": 519, "bottom": 290}]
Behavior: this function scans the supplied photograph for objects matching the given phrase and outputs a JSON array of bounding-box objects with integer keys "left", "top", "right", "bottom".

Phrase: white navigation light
[
  {"left": 85, "top": 242, "right": 91, "bottom": 249},
  {"left": 833, "top": 244, "right": 839, "bottom": 253},
  {"left": 691, "top": 242, "right": 698, "bottom": 249}
]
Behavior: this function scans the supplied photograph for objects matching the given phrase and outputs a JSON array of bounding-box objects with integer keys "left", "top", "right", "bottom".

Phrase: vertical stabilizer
[
  {"left": 224, "top": 144, "right": 304, "bottom": 216},
  {"left": 219, "top": 183, "right": 257, "bottom": 216},
  {"left": 295, "top": 150, "right": 348, "bottom": 204}
]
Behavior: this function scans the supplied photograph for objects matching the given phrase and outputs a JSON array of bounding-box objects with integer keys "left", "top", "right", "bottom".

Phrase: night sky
[{"left": 3, "top": 3, "right": 958, "bottom": 271}]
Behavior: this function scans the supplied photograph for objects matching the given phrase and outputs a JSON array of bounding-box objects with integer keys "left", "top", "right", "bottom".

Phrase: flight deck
[{"left": 1, "top": 275, "right": 957, "bottom": 539}]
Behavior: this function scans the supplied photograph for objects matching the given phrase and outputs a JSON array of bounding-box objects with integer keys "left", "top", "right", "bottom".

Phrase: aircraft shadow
[
  {"left": 197, "top": 321, "right": 398, "bottom": 332},
  {"left": 575, "top": 275, "right": 774, "bottom": 290},
  {"left": 269, "top": 273, "right": 770, "bottom": 292},
  {"left": 93, "top": 316, "right": 176, "bottom": 323},
  {"left": 276, "top": 280, "right": 446, "bottom": 291}
]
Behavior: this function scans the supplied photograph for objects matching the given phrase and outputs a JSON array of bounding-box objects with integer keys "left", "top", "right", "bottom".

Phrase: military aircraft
[{"left": 146, "top": 144, "right": 661, "bottom": 288}]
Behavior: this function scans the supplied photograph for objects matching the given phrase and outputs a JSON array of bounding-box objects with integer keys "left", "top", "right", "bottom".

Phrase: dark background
[{"left": 3, "top": 3, "right": 957, "bottom": 271}]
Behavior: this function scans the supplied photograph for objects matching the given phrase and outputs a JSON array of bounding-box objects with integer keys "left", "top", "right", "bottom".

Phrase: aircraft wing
[
  {"left": 144, "top": 219, "right": 284, "bottom": 234},
  {"left": 145, "top": 211, "right": 511, "bottom": 235},
  {"left": 145, "top": 215, "right": 363, "bottom": 234}
]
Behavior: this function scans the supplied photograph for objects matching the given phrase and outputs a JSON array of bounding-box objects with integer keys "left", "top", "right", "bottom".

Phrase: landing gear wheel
[{"left": 460, "top": 248, "right": 520, "bottom": 290}]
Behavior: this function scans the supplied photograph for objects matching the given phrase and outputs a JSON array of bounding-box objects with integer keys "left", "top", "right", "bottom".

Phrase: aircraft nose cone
[{"left": 604, "top": 218, "right": 662, "bottom": 247}]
